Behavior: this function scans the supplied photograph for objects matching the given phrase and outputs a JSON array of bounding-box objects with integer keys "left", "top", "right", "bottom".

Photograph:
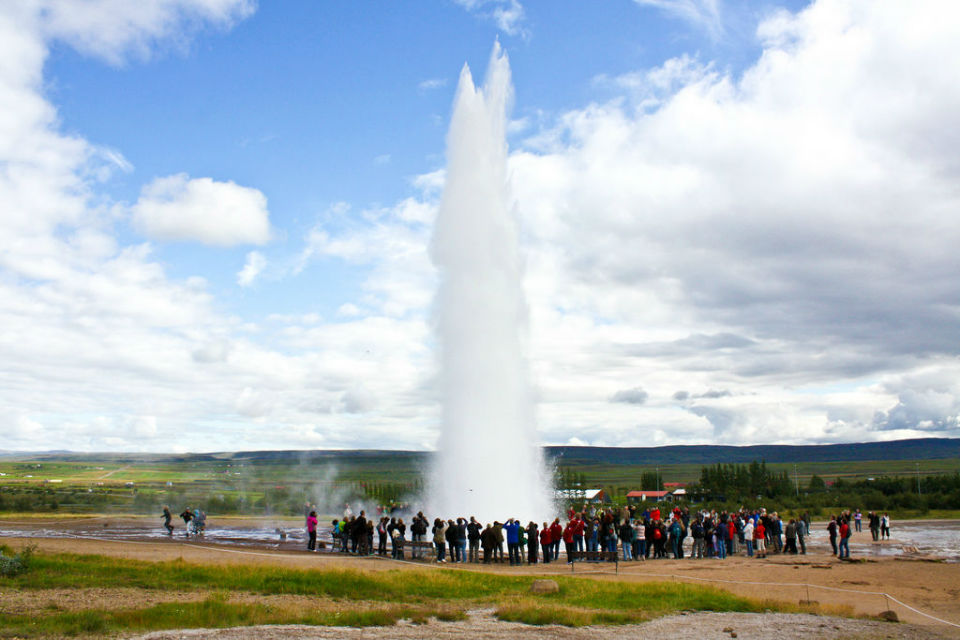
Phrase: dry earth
[{"left": 131, "top": 609, "right": 947, "bottom": 640}]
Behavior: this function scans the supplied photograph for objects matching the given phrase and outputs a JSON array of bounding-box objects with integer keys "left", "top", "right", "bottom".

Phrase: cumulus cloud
[
  {"left": 507, "top": 0, "right": 960, "bottom": 445},
  {"left": 131, "top": 174, "right": 271, "bottom": 246},
  {"left": 5, "top": 0, "right": 960, "bottom": 453},
  {"left": 0, "top": 2, "right": 439, "bottom": 452}
]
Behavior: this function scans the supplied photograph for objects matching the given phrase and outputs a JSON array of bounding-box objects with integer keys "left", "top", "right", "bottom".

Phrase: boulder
[
  {"left": 530, "top": 579, "right": 560, "bottom": 594},
  {"left": 878, "top": 610, "right": 899, "bottom": 623}
]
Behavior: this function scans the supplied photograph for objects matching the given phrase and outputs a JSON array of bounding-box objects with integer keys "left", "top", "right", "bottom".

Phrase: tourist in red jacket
[
  {"left": 539, "top": 522, "right": 552, "bottom": 564},
  {"left": 573, "top": 514, "right": 585, "bottom": 552},
  {"left": 549, "top": 518, "right": 563, "bottom": 561},
  {"left": 754, "top": 520, "right": 766, "bottom": 558}
]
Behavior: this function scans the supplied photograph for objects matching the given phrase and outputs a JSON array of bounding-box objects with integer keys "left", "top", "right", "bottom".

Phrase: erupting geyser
[{"left": 430, "top": 43, "right": 553, "bottom": 522}]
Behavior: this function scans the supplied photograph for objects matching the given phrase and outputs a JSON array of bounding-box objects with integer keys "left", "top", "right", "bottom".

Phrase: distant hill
[
  {"left": 544, "top": 438, "right": 960, "bottom": 465},
  {"left": 11, "top": 437, "right": 959, "bottom": 466}
]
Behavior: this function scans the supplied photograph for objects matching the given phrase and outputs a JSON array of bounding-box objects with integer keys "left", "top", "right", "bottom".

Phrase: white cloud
[
  {"left": 633, "top": 0, "right": 723, "bottom": 38},
  {"left": 237, "top": 251, "right": 266, "bottom": 286},
  {"left": 131, "top": 173, "right": 271, "bottom": 246},
  {"left": 132, "top": 415, "right": 158, "bottom": 438},
  {"left": 419, "top": 78, "right": 447, "bottom": 91},
  {"left": 611, "top": 387, "right": 649, "bottom": 405},
  {"left": 504, "top": 0, "right": 960, "bottom": 445},
  {"left": 454, "top": 0, "right": 527, "bottom": 36},
  {"left": 38, "top": 0, "right": 256, "bottom": 65},
  {"left": 3, "top": 0, "right": 960, "bottom": 453},
  {"left": 341, "top": 386, "right": 376, "bottom": 414}
]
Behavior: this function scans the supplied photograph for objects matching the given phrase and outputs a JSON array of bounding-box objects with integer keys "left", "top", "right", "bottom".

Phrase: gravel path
[{"left": 132, "top": 609, "right": 952, "bottom": 640}]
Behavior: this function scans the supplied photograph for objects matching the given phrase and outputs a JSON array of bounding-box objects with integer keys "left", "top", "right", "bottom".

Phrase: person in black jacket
[
  {"left": 467, "top": 517, "right": 482, "bottom": 562},
  {"left": 526, "top": 521, "right": 539, "bottom": 564},
  {"left": 445, "top": 519, "right": 458, "bottom": 562},
  {"left": 480, "top": 523, "right": 496, "bottom": 564}
]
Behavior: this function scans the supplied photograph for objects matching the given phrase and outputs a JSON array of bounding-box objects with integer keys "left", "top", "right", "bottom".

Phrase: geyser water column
[{"left": 430, "top": 43, "right": 553, "bottom": 523}]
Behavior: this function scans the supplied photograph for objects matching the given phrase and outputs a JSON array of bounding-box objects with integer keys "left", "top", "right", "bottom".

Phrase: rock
[
  {"left": 878, "top": 610, "right": 899, "bottom": 623},
  {"left": 722, "top": 627, "right": 733, "bottom": 633},
  {"left": 530, "top": 579, "right": 559, "bottom": 594},
  {"left": 731, "top": 633, "right": 737, "bottom": 638}
]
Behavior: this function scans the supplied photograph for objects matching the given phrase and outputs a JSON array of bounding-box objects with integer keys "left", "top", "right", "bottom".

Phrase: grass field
[
  {"left": 0, "top": 545, "right": 842, "bottom": 637},
  {"left": 4, "top": 456, "right": 958, "bottom": 486},
  {"left": 2, "top": 452, "right": 958, "bottom": 517}
]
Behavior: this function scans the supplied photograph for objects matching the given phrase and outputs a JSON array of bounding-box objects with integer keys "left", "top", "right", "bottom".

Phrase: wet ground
[
  {"left": 1, "top": 517, "right": 958, "bottom": 560},
  {"left": 797, "top": 519, "right": 960, "bottom": 560}
]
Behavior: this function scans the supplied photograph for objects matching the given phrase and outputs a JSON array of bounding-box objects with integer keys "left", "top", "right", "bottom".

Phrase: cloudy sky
[{"left": 2, "top": 0, "right": 959, "bottom": 453}]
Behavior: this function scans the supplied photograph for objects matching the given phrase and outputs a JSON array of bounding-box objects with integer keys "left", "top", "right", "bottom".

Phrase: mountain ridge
[{"left": 9, "top": 437, "right": 959, "bottom": 465}]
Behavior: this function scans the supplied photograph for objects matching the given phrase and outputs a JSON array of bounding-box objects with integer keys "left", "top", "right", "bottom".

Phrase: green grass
[
  {"left": 0, "top": 550, "right": 811, "bottom": 636},
  {"left": 0, "top": 595, "right": 455, "bottom": 638}
]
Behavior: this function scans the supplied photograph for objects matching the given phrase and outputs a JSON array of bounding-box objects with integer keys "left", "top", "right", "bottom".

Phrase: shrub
[{"left": 0, "top": 544, "right": 35, "bottom": 577}]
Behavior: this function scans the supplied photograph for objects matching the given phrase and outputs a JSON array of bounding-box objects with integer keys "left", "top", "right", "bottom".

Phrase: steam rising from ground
[{"left": 430, "top": 44, "right": 554, "bottom": 523}]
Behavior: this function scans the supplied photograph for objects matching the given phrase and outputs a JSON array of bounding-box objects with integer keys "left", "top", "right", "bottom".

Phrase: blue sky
[{"left": 3, "top": 0, "right": 960, "bottom": 452}]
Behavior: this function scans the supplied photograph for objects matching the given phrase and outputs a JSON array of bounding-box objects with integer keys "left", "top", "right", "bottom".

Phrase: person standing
[
  {"left": 827, "top": 516, "right": 839, "bottom": 556},
  {"left": 526, "top": 522, "right": 539, "bottom": 564},
  {"left": 162, "top": 505, "right": 174, "bottom": 536},
  {"left": 539, "top": 522, "right": 552, "bottom": 564},
  {"left": 377, "top": 517, "right": 388, "bottom": 556},
  {"left": 633, "top": 518, "right": 646, "bottom": 560},
  {"left": 854, "top": 509, "right": 862, "bottom": 533},
  {"left": 504, "top": 518, "right": 521, "bottom": 566},
  {"left": 838, "top": 517, "right": 851, "bottom": 559},
  {"left": 456, "top": 517, "right": 468, "bottom": 563},
  {"left": 743, "top": 518, "right": 754, "bottom": 557},
  {"left": 586, "top": 517, "right": 599, "bottom": 553},
  {"left": 445, "top": 519, "right": 458, "bottom": 562},
  {"left": 573, "top": 513, "right": 585, "bottom": 552},
  {"left": 869, "top": 511, "right": 881, "bottom": 542},
  {"left": 468, "top": 517, "right": 482, "bottom": 562},
  {"left": 392, "top": 518, "right": 406, "bottom": 560},
  {"left": 481, "top": 523, "right": 496, "bottom": 564},
  {"left": 550, "top": 518, "right": 563, "bottom": 561},
  {"left": 881, "top": 513, "right": 891, "bottom": 540},
  {"left": 306, "top": 510, "right": 318, "bottom": 551},
  {"left": 432, "top": 518, "right": 447, "bottom": 563},
  {"left": 619, "top": 519, "right": 634, "bottom": 561},
  {"left": 691, "top": 517, "right": 705, "bottom": 559},
  {"left": 754, "top": 519, "right": 766, "bottom": 558},
  {"left": 784, "top": 519, "right": 798, "bottom": 554}
]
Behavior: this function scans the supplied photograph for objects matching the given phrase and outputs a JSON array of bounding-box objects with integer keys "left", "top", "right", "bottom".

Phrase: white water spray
[{"left": 430, "top": 44, "right": 553, "bottom": 523}]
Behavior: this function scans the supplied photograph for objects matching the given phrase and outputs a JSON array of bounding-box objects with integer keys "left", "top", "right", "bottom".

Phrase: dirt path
[
  {"left": 97, "top": 465, "right": 130, "bottom": 480},
  {"left": 131, "top": 609, "right": 949, "bottom": 640}
]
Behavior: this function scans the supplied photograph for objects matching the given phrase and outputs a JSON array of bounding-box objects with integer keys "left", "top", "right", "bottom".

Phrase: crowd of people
[
  {"left": 160, "top": 500, "right": 890, "bottom": 562},
  {"left": 314, "top": 502, "right": 878, "bottom": 564}
]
